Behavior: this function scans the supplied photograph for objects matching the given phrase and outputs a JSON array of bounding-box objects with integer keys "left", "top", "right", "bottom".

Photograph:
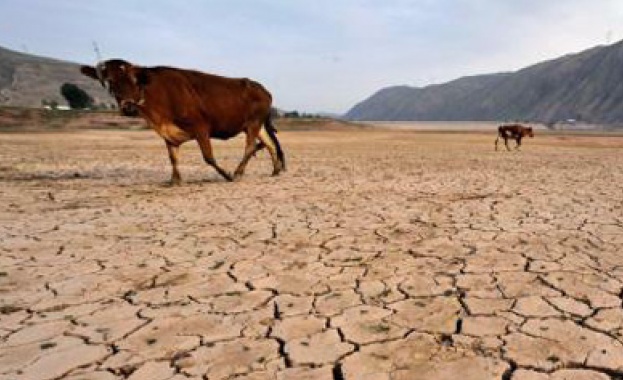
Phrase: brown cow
[
  {"left": 80, "top": 59, "right": 285, "bottom": 183},
  {"left": 495, "top": 124, "right": 534, "bottom": 151}
]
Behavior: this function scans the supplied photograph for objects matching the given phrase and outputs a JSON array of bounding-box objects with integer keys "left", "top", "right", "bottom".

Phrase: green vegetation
[
  {"left": 281, "top": 110, "right": 323, "bottom": 119},
  {"left": 60, "top": 83, "right": 94, "bottom": 109}
]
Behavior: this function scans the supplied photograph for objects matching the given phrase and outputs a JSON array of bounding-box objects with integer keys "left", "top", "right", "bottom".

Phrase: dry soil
[{"left": 1, "top": 129, "right": 623, "bottom": 380}]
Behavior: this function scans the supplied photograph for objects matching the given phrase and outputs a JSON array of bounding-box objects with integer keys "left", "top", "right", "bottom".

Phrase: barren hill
[
  {"left": 0, "top": 45, "right": 113, "bottom": 108},
  {"left": 345, "top": 40, "right": 623, "bottom": 124}
]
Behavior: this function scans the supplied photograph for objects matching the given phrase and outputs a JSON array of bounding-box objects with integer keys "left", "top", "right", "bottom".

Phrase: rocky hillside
[
  {"left": 346, "top": 41, "right": 623, "bottom": 124},
  {"left": 0, "top": 45, "right": 113, "bottom": 108}
]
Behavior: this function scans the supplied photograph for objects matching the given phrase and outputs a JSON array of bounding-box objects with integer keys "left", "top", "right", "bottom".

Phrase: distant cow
[
  {"left": 495, "top": 124, "right": 534, "bottom": 151},
  {"left": 80, "top": 59, "right": 285, "bottom": 183}
]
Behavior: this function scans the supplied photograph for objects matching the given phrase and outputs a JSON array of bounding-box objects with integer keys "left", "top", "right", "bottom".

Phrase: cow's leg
[
  {"left": 495, "top": 134, "right": 500, "bottom": 151},
  {"left": 233, "top": 124, "right": 264, "bottom": 180},
  {"left": 196, "top": 135, "right": 233, "bottom": 182},
  {"left": 504, "top": 135, "right": 511, "bottom": 151},
  {"left": 515, "top": 136, "right": 522, "bottom": 150},
  {"left": 257, "top": 126, "right": 282, "bottom": 176},
  {"left": 166, "top": 141, "right": 182, "bottom": 185}
]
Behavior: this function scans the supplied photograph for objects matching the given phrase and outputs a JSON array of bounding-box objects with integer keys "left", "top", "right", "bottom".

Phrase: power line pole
[{"left": 92, "top": 41, "right": 102, "bottom": 62}]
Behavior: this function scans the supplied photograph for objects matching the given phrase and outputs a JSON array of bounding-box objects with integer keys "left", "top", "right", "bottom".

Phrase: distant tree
[
  {"left": 283, "top": 110, "right": 322, "bottom": 119},
  {"left": 60, "top": 83, "right": 94, "bottom": 109},
  {"left": 284, "top": 111, "right": 300, "bottom": 118}
]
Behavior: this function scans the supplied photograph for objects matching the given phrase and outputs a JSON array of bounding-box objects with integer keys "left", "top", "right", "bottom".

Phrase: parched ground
[{"left": 1, "top": 129, "right": 622, "bottom": 380}]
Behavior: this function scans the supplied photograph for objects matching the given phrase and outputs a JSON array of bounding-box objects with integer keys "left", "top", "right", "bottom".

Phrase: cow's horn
[{"left": 96, "top": 62, "right": 106, "bottom": 88}]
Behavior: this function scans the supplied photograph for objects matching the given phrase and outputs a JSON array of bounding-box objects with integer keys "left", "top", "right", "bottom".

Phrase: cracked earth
[{"left": 1, "top": 129, "right": 623, "bottom": 380}]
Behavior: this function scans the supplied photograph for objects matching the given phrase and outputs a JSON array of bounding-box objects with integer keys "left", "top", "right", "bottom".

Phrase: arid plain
[{"left": 1, "top": 127, "right": 623, "bottom": 380}]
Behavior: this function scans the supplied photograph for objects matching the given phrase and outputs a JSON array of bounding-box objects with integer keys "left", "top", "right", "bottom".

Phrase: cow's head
[
  {"left": 80, "top": 59, "right": 149, "bottom": 117},
  {"left": 525, "top": 127, "right": 534, "bottom": 138}
]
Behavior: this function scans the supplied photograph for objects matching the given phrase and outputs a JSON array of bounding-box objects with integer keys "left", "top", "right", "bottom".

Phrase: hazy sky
[{"left": 1, "top": 1, "right": 622, "bottom": 113}]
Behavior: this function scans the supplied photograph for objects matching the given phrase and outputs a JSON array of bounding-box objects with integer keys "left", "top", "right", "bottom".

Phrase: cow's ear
[
  {"left": 80, "top": 65, "right": 98, "bottom": 80},
  {"left": 135, "top": 69, "right": 150, "bottom": 87}
]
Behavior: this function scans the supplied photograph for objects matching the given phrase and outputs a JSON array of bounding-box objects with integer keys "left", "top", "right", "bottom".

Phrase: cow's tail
[{"left": 265, "top": 112, "right": 286, "bottom": 171}]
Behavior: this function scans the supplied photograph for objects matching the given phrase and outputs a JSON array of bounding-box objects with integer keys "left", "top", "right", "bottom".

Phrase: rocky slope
[
  {"left": 346, "top": 41, "right": 623, "bottom": 124},
  {"left": 0, "top": 45, "right": 113, "bottom": 108}
]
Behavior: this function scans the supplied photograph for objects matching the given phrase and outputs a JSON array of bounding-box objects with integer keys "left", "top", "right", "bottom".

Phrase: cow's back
[
  {"left": 145, "top": 67, "right": 272, "bottom": 137},
  {"left": 180, "top": 69, "right": 272, "bottom": 121}
]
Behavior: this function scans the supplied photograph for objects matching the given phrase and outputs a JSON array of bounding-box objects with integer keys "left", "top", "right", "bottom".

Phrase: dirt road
[{"left": 1, "top": 130, "right": 622, "bottom": 379}]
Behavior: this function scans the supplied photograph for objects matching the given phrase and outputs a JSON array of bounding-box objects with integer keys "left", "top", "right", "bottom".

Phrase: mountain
[
  {"left": 345, "top": 41, "right": 623, "bottom": 124},
  {"left": 0, "top": 45, "right": 113, "bottom": 108}
]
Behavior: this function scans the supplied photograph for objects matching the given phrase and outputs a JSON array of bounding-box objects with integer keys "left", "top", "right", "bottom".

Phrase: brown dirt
[
  {"left": 1, "top": 129, "right": 622, "bottom": 379},
  {"left": 0, "top": 107, "right": 363, "bottom": 132}
]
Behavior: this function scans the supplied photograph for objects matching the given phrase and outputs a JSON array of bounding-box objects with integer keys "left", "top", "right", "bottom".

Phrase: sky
[{"left": 1, "top": 1, "right": 623, "bottom": 114}]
